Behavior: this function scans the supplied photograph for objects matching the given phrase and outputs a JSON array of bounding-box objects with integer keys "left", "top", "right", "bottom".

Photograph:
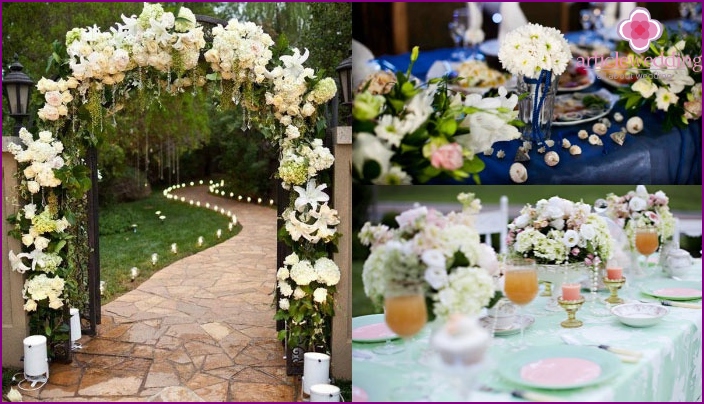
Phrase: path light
[
  {"left": 230, "top": 192, "right": 234, "bottom": 197},
  {"left": 196, "top": 201, "right": 201, "bottom": 207},
  {"left": 227, "top": 211, "right": 232, "bottom": 217},
  {"left": 221, "top": 191, "right": 225, "bottom": 196},
  {"left": 228, "top": 222, "right": 234, "bottom": 232},
  {"left": 247, "top": 197, "right": 252, "bottom": 203},
  {"left": 23, "top": 335, "right": 49, "bottom": 386},
  {"left": 171, "top": 243, "right": 178, "bottom": 254},
  {"left": 3, "top": 55, "right": 34, "bottom": 136},
  {"left": 189, "top": 200, "right": 194, "bottom": 205},
  {"left": 190, "top": 181, "right": 194, "bottom": 186},
  {"left": 269, "top": 199, "right": 275, "bottom": 206},
  {"left": 238, "top": 195, "right": 243, "bottom": 201},
  {"left": 199, "top": 180, "right": 203, "bottom": 185},
  {"left": 151, "top": 253, "right": 158, "bottom": 265},
  {"left": 100, "top": 281, "right": 106, "bottom": 295},
  {"left": 159, "top": 215, "right": 166, "bottom": 223},
  {"left": 180, "top": 197, "right": 185, "bottom": 202},
  {"left": 220, "top": 208, "right": 225, "bottom": 214},
  {"left": 232, "top": 216, "right": 238, "bottom": 226},
  {"left": 130, "top": 267, "right": 139, "bottom": 281},
  {"left": 214, "top": 205, "right": 218, "bottom": 211},
  {"left": 206, "top": 203, "right": 211, "bottom": 208},
  {"left": 155, "top": 211, "right": 161, "bottom": 215},
  {"left": 70, "top": 308, "right": 82, "bottom": 350},
  {"left": 216, "top": 229, "right": 222, "bottom": 239},
  {"left": 197, "top": 236, "right": 204, "bottom": 247},
  {"left": 131, "top": 224, "right": 138, "bottom": 233}
]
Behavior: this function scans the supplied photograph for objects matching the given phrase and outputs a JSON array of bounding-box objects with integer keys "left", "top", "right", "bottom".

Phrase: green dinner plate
[
  {"left": 352, "top": 314, "right": 400, "bottom": 343},
  {"left": 497, "top": 346, "right": 622, "bottom": 390},
  {"left": 640, "top": 280, "right": 702, "bottom": 301}
]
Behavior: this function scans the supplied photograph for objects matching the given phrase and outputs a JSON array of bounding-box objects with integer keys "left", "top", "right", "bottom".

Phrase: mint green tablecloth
[{"left": 352, "top": 259, "right": 702, "bottom": 402}]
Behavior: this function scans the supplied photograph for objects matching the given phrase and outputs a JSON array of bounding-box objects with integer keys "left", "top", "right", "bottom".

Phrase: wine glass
[
  {"left": 635, "top": 224, "right": 659, "bottom": 276},
  {"left": 579, "top": 9, "right": 594, "bottom": 45},
  {"left": 448, "top": 9, "right": 468, "bottom": 61},
  {"left": 502, "top": 257, "right": 538, "bottom": 350},
  {"left": 384, "top": 284, "right": 428, "bottom": 400}
]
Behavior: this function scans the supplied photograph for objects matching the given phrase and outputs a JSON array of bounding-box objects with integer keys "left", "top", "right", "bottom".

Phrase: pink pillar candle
[
  {"left": 607, "top": 267, "right": 623, "bottom": 280},
  {"left": 562, "top": 283, "right": 581, "bottom": 301}
]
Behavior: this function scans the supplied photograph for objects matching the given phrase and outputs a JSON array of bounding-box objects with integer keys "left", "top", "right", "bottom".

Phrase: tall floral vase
[{"left": 516, "top": 71, "right": 560, "bottom": 145}]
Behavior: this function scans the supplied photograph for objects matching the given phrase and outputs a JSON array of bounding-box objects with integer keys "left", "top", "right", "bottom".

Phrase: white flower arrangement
[
  {"left": 7, "top": 128, "right": 65, "bottom": 190},
  {"left": 275, "top": 253, "right": 340, "bottom": 348},
  {"left": 359, "top": 193, "right": 501, "bottom": 320},
  {"left": 604, "top": 185, "right": 675, "bottom": 249},
  {"left": 507, "top": 196, "right": 613, "bottom": 266},
  {"left": 498, "top": 23, "right": 572, "bottom": 79},
  {"left": 22, "top": 273, "right": 66, "bottom": 312}
]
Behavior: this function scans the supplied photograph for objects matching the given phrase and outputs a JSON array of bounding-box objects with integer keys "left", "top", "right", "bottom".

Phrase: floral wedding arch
[{"left": 7, "top": 3, "right": 340, "bottom": 356}]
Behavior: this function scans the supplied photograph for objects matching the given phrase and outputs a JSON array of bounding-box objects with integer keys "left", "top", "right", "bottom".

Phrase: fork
[
  {"left": 639, "top": 299, "right": 701, "bottom": 309},
  {"left": 479, "top": 385, "right": 564, "bottom": 402}
]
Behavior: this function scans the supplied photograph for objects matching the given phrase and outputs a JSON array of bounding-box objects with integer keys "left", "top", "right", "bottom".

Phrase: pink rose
[{"left": 430, "top": 143, "right": 463, "bottom": 171}]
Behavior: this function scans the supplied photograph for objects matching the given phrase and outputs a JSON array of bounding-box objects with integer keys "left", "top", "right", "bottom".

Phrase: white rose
[
  {"left": 579, "top": 223, "right": 596, "bottom": 240},
  {"left": 293, "top": 287, "right": 306, "bottom": 300},
  {"left": 631, "top": 79, "right": 658, "bottom": 98},
  {"left": 22, "top": 234, "right": 34, "bottom": 247},
  {"left": 45, "top": 91, "right": 63, "bottom": 107},
  {"left": 513, "top": 214, "right": 531, "bottom": 228},
  {"left": 24, "top": 299, "right": 38, "bottom": 312},
  {"left": 48, "top": 298, "right": 64, "bottom": 310},
  {"left": 476, "top": 244, "right": 500, "bottom": 276},
  {"left": 549, "top": 219, "right": 565, "bottom": 231},
  {"left": 628, "top": 196, "right": 647, "bottom": 212}
]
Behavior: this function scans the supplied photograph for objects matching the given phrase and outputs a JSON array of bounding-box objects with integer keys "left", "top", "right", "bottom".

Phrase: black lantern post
[
  {"left": 335, "top": 55, "right": 352, "bottom": 105},
  {"left": 3, "top": 55, "right": 34, "bottom": 136}
]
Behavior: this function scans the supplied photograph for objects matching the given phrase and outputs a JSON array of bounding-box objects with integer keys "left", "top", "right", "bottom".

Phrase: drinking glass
[
  {"left": 635, "top": 224, "right": 659, "bottom": 276},
  {"left": 579, "top": 10, "right": 594, "bottom": 45},
  {"left": 448, "top": 9, "right": 468, "bottom": 61},
  {"left": 502, "top": 257, "right": 538, "bottom": 349}
]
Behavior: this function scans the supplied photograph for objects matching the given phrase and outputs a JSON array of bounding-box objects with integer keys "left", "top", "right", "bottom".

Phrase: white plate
[
  {"left": 558, "top": 65, "right": 596, "bottom": 92},
  {"left": 552, "top": 89, "right": 618, "bottom": 126},
  {"left": 426, "top": 60, "right": 515, "bottom": 95},
  {"left": 479, "top": 314, "right": 535, "bottom": 336}
]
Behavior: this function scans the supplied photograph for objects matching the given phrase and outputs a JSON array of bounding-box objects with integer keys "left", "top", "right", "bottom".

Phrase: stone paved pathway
[{"left": 22, "top": 186, "right": 297, "bottom": 402}]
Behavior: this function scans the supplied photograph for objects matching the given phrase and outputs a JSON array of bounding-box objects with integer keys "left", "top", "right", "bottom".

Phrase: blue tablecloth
[{"left": 372, "top": 27, "right": 702, "bottom": 185}]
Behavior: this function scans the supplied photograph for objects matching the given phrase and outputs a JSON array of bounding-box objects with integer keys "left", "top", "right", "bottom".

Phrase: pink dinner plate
[
  {"left": 641, "top": 280, "right": 702, "bottom": 301},
  {"left": 498, "top": 346, "right": 621, "bottom": 390},
  {"left": 352, "top": 314, "right": 399, "bottom": 343}
]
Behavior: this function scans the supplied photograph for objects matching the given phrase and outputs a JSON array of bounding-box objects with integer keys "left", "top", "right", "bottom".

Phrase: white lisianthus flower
[
  {"left": 421, "top": 249, "right": 446, "bottom": 269},
  {"left": 279, "top": 298, "right": 290, "bottom": 310},
  {"left": 424, "top": 266, "right": 449, "bottom": 289},
  {"left": 562, "top": 230, "right": 580, "bottom": 247},
  {"left": 313, "top": 287, "right": 328, "bottom": 303},
  {"left": 24, "top": 299, "right": 38, "bottom": 312}
]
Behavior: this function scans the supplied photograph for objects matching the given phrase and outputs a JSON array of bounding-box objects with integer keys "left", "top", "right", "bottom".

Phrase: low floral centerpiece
[
  {"left": 507, "top": 196, "right": 614, "bottom": 266},
  {"left": 359, "top": 193, "right": 502, "bottom": 320},
  {"left": 617, "top": 31, "right": 702, "bottom": 130},
  {"left": 604, "top": 185, "right": 675, "bottom": 250},
  {"left": 498, "top": 23, "right": 572, "bottom": 144},
  {"left": 352, "top": 47, "right": 522, "bottom": 185}
]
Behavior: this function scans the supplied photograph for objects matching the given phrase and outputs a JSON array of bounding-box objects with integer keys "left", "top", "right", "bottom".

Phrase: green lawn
[
  {"left": 99, "top": 191, "right": 240, "bottom": 303},
  {"left": 374, "top": 185, "right": 702, "bottom": 212}
]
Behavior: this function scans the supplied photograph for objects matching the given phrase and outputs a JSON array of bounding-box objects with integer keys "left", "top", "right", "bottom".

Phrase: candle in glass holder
[
  {"left": 171, "top": 243, "right": 178, "bottom": 254},
  {"left": 151, "top": 253, "right": 158, "bottom": 265},
  {"left": 607, "top": 267, "right": 623, "bottom": 280},
  {"left": 197, "top": 236, "right": 204, "bottom": 247},
  {"left": 216, "top": 229, "right": 222, "bottom": 239},
  {"left": 561, "top": 283, "right": 581, "bottom": 301}
]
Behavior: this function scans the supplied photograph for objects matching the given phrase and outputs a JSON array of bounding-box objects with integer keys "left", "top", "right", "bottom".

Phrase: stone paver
[{"left": 22, "top": 186, "right": 298, "bottom": 401}]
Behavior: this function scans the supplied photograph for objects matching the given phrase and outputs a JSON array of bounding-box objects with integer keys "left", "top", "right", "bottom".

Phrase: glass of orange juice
[
  {"left": 503, "top": 257, "right": 538, "bottom": 349},
  {"left": 384, "top": 283, "right": 427, "bottom": 360},
  {"left": 635, "top": 224, "right": 659, "bottom": 276}
]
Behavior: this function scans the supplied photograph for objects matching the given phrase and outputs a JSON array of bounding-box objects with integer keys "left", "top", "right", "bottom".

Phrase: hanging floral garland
[{"left": 7, "top": 3, "right": 339, "bottom": 353}]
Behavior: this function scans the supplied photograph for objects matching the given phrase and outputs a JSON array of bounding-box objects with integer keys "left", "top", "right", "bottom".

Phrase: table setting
[
  {"left": 352, "top": 186, "right": 702, "bottom": 402},
  {"left": 352, "top": 4, "right": 702, "bottom": 185}
]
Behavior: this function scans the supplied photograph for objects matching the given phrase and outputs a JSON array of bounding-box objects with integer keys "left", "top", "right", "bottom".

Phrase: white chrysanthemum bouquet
[
  {"left": 507, "top": 196, "right": 613, "bottom": 266},
  {"left": 497, "top": 23, "right": 572, "bottom": 79},
  {"left": 359, "top": 193, "right": 501, "bottom": 320}
]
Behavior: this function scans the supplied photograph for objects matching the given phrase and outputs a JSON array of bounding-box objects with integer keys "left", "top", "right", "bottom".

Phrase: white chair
[
  {"left": 674, "top": 217, "right": 703, "bottom": 244},
  {"left": 474, "top": 196, "right": 509, "bottom": 255}
]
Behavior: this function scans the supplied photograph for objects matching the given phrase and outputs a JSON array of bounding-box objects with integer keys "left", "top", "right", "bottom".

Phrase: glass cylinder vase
[
  {"left": 536, "top": 262, "right": 585, "bottom": 312},
  {"left": 516, "top": 71, "right": 560, "bottom": 145}
]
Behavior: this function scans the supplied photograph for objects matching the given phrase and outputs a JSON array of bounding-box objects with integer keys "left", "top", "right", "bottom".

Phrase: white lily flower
[{"left": 293, "top": 180, "right": 329, "bottom": 212}]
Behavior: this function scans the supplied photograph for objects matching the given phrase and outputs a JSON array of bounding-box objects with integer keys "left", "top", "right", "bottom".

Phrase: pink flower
[
  {"left": 430, "top": 143, "right": 464, "bottom": 171},
  {"left": 571, "top": 248, "right": 580, "bottom": 256},
  {"left": 618, "top": 8, "right": 662, "bottom": 53},
  {"left": 645, "top": 211, "right": 660, "bottom": 224},
  {"left": 684, "top": 100, "right": 702, "bottom": 120}
]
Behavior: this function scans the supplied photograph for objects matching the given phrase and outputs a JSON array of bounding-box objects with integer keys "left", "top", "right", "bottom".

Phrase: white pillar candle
[
  {"left": 70, "top": 308, "right": 81, "bottom": 343},
  {"left": 23, "top": 335, "right": 49, "bottom": 378},
  {"left": 310, "top": 384, "right": 340, "bottom": 402},
  {"left": 303, "top": 352, "right": 330, "bottom": 395}
]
